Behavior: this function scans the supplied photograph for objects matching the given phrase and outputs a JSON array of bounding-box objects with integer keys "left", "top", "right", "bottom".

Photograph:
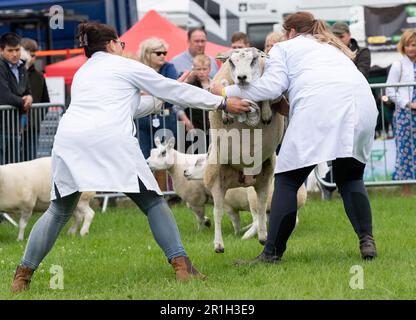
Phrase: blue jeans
[{"left": 21, "top": 179, "right": 187, "bottom": 270}]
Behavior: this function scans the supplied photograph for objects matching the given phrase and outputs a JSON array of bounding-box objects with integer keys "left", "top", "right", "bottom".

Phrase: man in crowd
[
  {"left": 20, "top": 38, "right": 50, "bottom": 160},
  {"left": 0, "top": 32, "right": 32, "bottom": 164},
  {"left": 171, "top": 27, "right": 218, "bottom": 79},
  {"left": 332, "top": 21, "right": 371, "bottom": 79},
  {"left": 231, "top": 32, "right": 250, "bottom": 49}
]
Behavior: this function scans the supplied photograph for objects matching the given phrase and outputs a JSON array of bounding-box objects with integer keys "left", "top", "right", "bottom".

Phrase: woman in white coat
[
  {"left": 215, "top": 12, "right": 379, "bottom": 264},
  {"left": 386, "top": 29, "right": 416, "bottom": 196},
  {"left": 11, "top": 22, "right": 250, "bottom": 293}
]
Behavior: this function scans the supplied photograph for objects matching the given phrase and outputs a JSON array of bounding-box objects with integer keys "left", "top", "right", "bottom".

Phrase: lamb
[
  {"left": 204, "top": 48, "right": 286, "bottom": 252},
  {"left": 0, "top": 157, "right": 96, "bottom": 240},
  {"left": 147, "top": 137, "right": 262, "bottom": 235},
  {"left": 184, "top": 154, "right": 308, "bottom": 239}
]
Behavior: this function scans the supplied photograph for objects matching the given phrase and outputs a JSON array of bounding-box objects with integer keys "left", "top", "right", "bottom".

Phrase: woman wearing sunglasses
[
  {"left": 137, "top": 38, "right": 177, "bottom": 160},
  {"left": 11, "top": 22, "right": 250, "bottom": 293}
]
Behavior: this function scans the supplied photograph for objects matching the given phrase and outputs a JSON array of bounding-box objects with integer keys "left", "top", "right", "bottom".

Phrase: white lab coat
[
  {"left": 386, "top": 54, "right": 414, "bottom": 110},
  {"left": 225, "top": 35, "right": 378, "bottom": 174},
  {"left": 51, "top": 52, "right": 223, "bottom": 199}
]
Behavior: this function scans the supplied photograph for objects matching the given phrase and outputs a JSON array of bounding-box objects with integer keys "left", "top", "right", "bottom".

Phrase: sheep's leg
[
  {"left": 188, "top": 203, "right": 210, "bottom": 230},
  {"left": 261, "top": 100, "right": 273, "bottom": 124},
  {"left": 222, "top": 111, "right": 234, "bottom": 125},
  {"left": 242, "top": 189, "right": 259, "bottom": 240},
  {"left": 67, "top": 207, "right": 82, "bottom": 235},
  {"left": 224, "top": 206, "right": 240, "bottom": 235},
  {"left": 211, "top": 180, "right": 225, "bottom": 253},
  {"left": 18, "top": 210, "right": 32, "bottom": 241},
  {"left": 79, "top": 205, "right": 95, "bottom": 236}
]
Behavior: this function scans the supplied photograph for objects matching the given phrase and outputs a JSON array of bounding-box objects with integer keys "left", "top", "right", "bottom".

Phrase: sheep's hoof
[
  {"left": 258, "top": 239, "right": 266, "bottom": 246},
  {"left": 204, "top": 218, "right": 211, "bottom": 228},
  {"left": 215, "top": 245, "right": 225, "bottom": 253},
  {"left": 80, "top": 231, "right": 89, "bottom": 237},
  {"left": 262, "top": 117, "right": 272, "bottom": 125},
  {"left": 222, "top": 118, "right": 233, "bottom": 125}
]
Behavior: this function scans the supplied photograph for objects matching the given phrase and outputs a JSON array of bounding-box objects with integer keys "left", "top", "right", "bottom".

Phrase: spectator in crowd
[
  {"left": 319, "top": 22, "right": 372, "bottom": 200},
  {"left": 212, "top": 11, "right": 378, "bottom": 264},
  {"left": 11, "top": 21, "right": 250, "bottom": 293},
  {"left": 0, "top": 32, "right": 32, "bottom": 165},
  {"left": 180, "top": 54, "right": 212, "bottom": 153},
  {"left": 20, "top": 38, "right": 49, "bottom": 103},
  {"left": 170, "top": 27, "right": 218, "bottom": 79},
  {"left": 137, "top": 37, "right": 178, "bottom": 159},
  {"left": 264, "top": 31, "right": 285, "bottom": 53},
  {"left": 20, "top": 38, "right": 50, "bottom": 160},
  {"left": 332, "top": 22, "right": 371, "bottom": 79},
  {"left": 231, "top": 32, "right": 250, "bottom": 49},
  {"left": 386, "top": 29, "right": 416, "bottom": 197}
]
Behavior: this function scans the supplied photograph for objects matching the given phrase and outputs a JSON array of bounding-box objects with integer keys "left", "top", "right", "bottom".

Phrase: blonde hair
[
  {"left": 138, "top": 37, "right": 168, "bottom": 66},
  {"left": 264, "top": 31, "right": 285, "bottom": 51},
  {"left": 283, "top": 12, "right": 355, "bottom": 60},
  {"left": 397, "top": 29, "right": 416, "bottom": 55},
  {"left": 192, "top": 54, "right": 211, "bottom": 67}
]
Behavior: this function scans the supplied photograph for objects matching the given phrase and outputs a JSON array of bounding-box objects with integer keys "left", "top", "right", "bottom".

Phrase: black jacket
[
  {"left": 350, "top": 38, "right": 371, "bottom": 79},
  {"left": 28, "top": 64, "right": 49, "bottom": 103},
  {"left": 0, "top": 56, "right": 31, "bottom": 132}
]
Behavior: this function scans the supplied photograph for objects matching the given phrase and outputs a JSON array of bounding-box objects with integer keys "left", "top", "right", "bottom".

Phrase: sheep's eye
[
  {"left": 229, "top": 59, "right": 235, "bottom": 68},
  {"left": 161, "top": 151, "right": 166, "bottom": 157},
  {"left": 250, "top": 57, "right": 257, "bottom": 67}
]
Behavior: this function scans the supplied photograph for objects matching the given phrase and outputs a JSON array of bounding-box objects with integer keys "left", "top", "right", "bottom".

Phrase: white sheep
[
  {"left": 184, "top": 154, "right": 308, "bottom": 239},
  {"left": 205, "top": 48, "right": 285, "bottom": 252},
  {"left": 0, "top": 157, "right": 96, "bottom": 240},
  {"left": 147, "top": 137, "right": 266, "bottom": 235}
]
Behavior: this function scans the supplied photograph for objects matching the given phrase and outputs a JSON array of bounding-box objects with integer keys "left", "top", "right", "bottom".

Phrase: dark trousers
[{"left": 264, "top": 157, "right": 373, "bottom": 257}]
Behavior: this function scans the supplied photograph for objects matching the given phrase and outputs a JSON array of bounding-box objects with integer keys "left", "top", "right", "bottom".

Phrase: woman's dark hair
[{"left": 77, "top": 22, "right": 118, "bottom": 58}]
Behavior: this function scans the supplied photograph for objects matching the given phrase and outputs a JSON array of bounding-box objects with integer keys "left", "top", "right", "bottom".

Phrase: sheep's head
[
  {"left": 219, "top": 48, "right": 265, "bottom": 87},
  {"left": 146, "top": 137, "right": 176, "bottom": 171},
  {"left": 183, "top": 155, "right": 207, "bottom": 180}
]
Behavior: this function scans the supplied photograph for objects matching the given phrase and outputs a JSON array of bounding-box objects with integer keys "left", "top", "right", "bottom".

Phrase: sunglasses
[{"left": 153, "top": 51, "right": 167, "bottom": 56}]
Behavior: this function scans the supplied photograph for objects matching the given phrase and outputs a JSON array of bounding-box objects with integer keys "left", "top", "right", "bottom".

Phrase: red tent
[{"left": 45, "top": 10, "right": 230, "bottom": 85}]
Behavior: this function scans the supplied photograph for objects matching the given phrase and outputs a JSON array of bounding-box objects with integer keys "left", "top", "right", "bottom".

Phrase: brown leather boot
[
  {"left": 11, "top": 265, "right": 34, "bottom": 293},
  {"left": 170, "top": 256, "right": 207, "bottom": 281}
]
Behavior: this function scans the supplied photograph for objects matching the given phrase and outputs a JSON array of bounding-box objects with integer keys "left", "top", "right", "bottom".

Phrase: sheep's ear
[
  {"left": 252, "top": 47, "right": 268, "bottom": 59},
  {"left": 216, "top": 50, "right": 231, "bottom": 63},
  {"left": 154, "top": 136, "right": 161, "bottom": 147},
  {"left": 167, "top": 137, "right": 175, "bottom": 149}
]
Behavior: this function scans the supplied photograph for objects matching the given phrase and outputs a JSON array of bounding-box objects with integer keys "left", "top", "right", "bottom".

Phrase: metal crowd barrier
[
  {"left": 315, "top": 81, "right": 416, "bottom": 189},
  {"left": 0, "top": 103, "right": 212, "bottom": 212}
]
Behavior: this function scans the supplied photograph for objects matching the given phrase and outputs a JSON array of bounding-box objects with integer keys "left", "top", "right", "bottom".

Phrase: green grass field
[{"left": 1, "top": 189, "right": 415, "bottom": 300}]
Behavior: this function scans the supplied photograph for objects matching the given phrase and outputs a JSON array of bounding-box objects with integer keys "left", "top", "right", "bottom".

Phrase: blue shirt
[
  {"left": 170, "top": 50, "right": 218, "bottom": 79},
  {"left": 8, "top": 60, "right": 23, "bottom": 84}
]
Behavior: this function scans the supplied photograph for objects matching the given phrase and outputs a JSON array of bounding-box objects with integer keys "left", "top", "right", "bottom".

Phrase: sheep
[
  {"left": 184, "top": 154, "right": 308, "bottom": 239},
  {"left": 205, "top": 47, "right": 286, "bottom": 252},
  {"left": 147, "top": 137, "right": 263, "bottom": 235},
  {"left": 0, "top": 157, "right": 96, "bottom": 240}
]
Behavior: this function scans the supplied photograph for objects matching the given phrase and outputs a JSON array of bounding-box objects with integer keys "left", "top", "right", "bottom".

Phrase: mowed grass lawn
[{"left": 1, "top": 189, "right": 416, "bottom": 300}]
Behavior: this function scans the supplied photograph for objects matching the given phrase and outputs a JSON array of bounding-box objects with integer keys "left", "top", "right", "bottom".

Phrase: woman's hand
[
  {"left": 225, "top": 97, "right": 251, "bottom": 114},
  {"left": 210, "top": 83, "right": 224, "bottom": 96},
  {"left": 410, "top": 102, "right": 416, "bottom": 109}
]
